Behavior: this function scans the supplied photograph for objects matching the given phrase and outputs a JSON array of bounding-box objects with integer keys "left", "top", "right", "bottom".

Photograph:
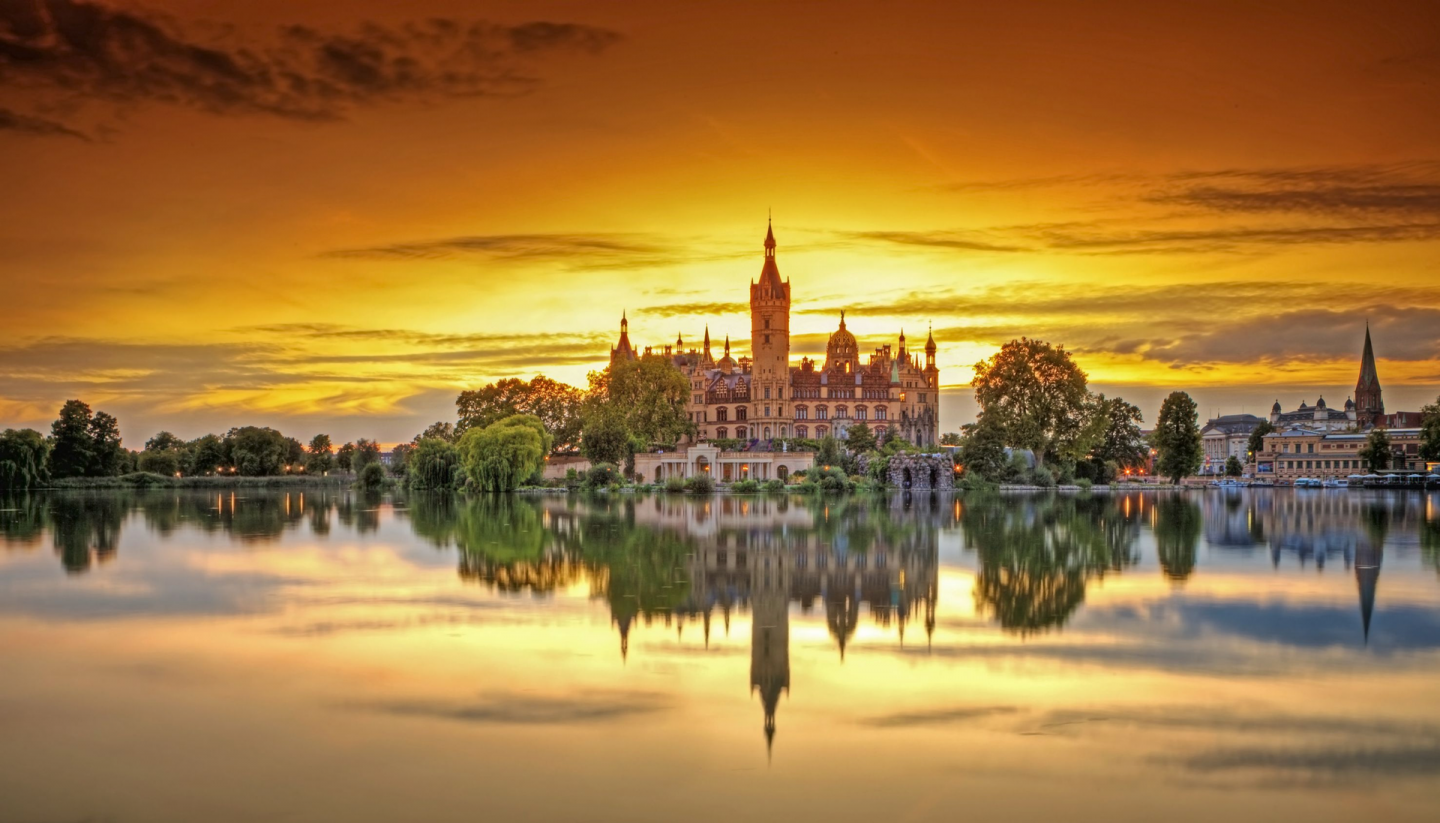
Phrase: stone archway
[
  {"left": 655, "top": 467, "right": 664, "bottom": 484},
  {"left": 903, "top": 467, "right": 913, "bottom": 489},
  {"left": 777, "top": 465, "right": 788, "bottom": 482}
]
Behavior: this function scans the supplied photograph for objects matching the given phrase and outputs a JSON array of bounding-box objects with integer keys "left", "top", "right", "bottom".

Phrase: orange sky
[{"left": 3, "top": 0, "right": 1440, "bottom": 444}]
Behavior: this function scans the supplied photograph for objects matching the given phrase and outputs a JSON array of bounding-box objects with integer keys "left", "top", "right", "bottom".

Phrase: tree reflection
[
  {"left": 962, "top": 493, "right": 1140, "bottom": 636},
  {"left": 1154, "top": 496, "right": 1201, "bottom": 582}
]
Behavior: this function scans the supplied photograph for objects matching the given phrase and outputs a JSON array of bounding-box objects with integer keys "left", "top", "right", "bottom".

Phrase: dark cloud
[
  {"left": 0, "top": 105, "right": 89, "bottom": 139},
  {"left": 359, "top": 690, "right": 671, "bottom": 725},
  {"left": 839, "top": 230, "right": 1025, "bottom": 253},
  {"left": 320, "top": 233, "right": 680, "bottom": 269},
  {"left": 0, "top": 0, "right": 621, "bottom": 135},
  {"left": 1177, "top": 743, "right": 1440, "bottom": 778}
]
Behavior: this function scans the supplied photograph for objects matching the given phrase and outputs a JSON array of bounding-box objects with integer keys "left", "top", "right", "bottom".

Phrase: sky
[{"left": 3, "top": 0, "right": 1440, "bottom": 446}]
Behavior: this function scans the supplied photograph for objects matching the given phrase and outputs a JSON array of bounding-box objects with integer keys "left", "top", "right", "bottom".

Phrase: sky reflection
[{"left": 1, "top": 488, "right": 1438, "bottom": 821}]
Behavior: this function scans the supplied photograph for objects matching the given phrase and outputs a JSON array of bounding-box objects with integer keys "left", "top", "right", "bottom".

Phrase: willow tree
[
  {"left": 458, "top": 414, "right": 552, "bottom": 492},
  {"left": 0, "top": 428, "right": 50, "bottom": 489}
]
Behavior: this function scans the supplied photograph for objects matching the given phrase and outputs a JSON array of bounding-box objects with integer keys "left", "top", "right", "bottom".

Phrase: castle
[
  {"left": 610, "top": 222, "right": 941, "bottom": 447},
  {"left": 1267, "top": 324, "right": 1423, "bottom": 432}
]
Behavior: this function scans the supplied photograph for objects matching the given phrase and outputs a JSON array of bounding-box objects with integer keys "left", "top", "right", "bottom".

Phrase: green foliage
[
  {"left": 306, "top": 434, "right": 335, "bottom": 475},
  {"left": 582, "top": 355, "right": 694, "bottom": 461},
  {"left": 579, "top": 402, "right": 633, "bottom": 467},
  {"left": 389, "top": 443, "right": 414, "bottom": 477},
  {"left": 223, "top": 426, "right": 289, "bottom": 476},
  {"left": 971, "top": 338, "right": 1091, "bottom": 464},
  {"left": 1154, "top": 391, "right": 1203, "bottom": 483},
  {"left": 1247, "top": 419, "right": 1275, "bottom": 459},
  {"left": 145, "top": 431, "right": 184, "bottom": 452},
  {"left": 357, "top": 461, "right": 386, "bottom": 489},
  {"left": 812, "top": 465, "right": 855, "bottom": 493},
  {"left": 957, "top": 418, "right": 1007, "bottom": 480},
  {"left": 456, "top": 375, "right": 583, "bottom": 452},
  {"left": 419, "top": 421, "right": 457, "bottom": 443},
  {"left": 335, "top": 442, "right": 355, "bottom": 472},
  {"left": 1089, "top": 394, "right": 1147, "bottom": 470},
  {"left": 409, "top": 437, "right": 462, "bottom": 490},
  {"left": 137, "top": 448, "right": 180, "bottom": 477},
  {"left": 731, "top": 478, "right": 760, "bottom": 493},
  {"left": 1358, "top": 428, "right": 1392, "bottom": 472},
  {"left": 459, "top": 414, "right": 551, "bottom": 493},
  {"left": 845, "top": 422, "right": 876, "bottom": 454},
  {"left": 814, "top": 435, "right": 844, "bottom": 469},
  {"left": 940, "top": 432, "right": 963, "bottom": 446},
  {"left": 1030, "top": 465, "right": 1056, "bottom": 487},
  {"left": 1418, "top": 396, "right": 1440, "bottom": 462},
  {"left": 1075, "top": 478, "right": 1093, "bottom": 491},
  {"left": 186, "top": 434, "right": 225, "bottom": 476},
  {"left": 48, "top": 399, "right": 94, "bottom": 479},
  {"left": 351, "top": 439, "right": 381, "bottom": 472},
  {"left": 0, "top": 428, "right": 50, "bottom": 489},
  {"left": 763, "top": 478, "right": 785, "bottom": 492},
  {"left": 663, "top": 476, "right": 687, "bottom": 493},
  {"left": 1225, "top": 455, "right": 1243, "bottom": 477},
  {"left": 683, "top": 473, "right": 715, "bottom": 494},
  {"left": 87, "top": 411, "right": 125, "bottom": 477}
]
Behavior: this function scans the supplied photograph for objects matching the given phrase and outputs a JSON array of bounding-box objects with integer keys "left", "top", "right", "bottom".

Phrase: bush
[
  {"left": 731, "top": 478, "right": 760, "bottom": 493},
  {"left": 585, "top": 463, "right": 622, "bottom": 489},
  {"left": 664, "top": 476, "right": 687, "bottom": 493},
  {"left": 813, "top": 466, "right": 855, "bottom": 493},
  {"left": 763, "top": 479, "right": 785, "bottom": 493},
  {"left": 1030, "top": 465, "right": 1056, "bottom": 487},
  {"left": 684, "top": 473, "right": 716, "bottom": 494},
  {"left": 357, "top": 462, "right": 386, "bottom": 489},
  {"left": 1075, "top": 478, "right": 1093, "bottom": 491},
  {"left": 137, "top": 449, "right": 180, "bottom": 477},
  {"left": 794, "top": 479, "right": 820, "bottom": 494}
]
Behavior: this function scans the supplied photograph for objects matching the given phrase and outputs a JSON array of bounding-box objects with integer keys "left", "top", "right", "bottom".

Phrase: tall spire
[
  {"left": 756, "top": 217, "right": 785, "bottom": 294},
  {"left": 1357, "top": 322, "right": 1380, "bottom": 390},
  {"left": 1354, "top": 321, "right": 1384, "bottom": 423}
]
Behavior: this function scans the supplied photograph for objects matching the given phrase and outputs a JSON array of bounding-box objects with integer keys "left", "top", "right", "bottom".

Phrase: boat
[
  {"left": 1323, "top": 478, "right": 1348, "bottom": 488},
  {"left": 1294, "top": 477, "right": 1322, "bottom": 488}
]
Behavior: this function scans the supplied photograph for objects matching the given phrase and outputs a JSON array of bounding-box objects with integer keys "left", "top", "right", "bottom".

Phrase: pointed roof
[
  {"left": 925, "top": 323, "right": 937, "bottom": 354},
  {"left": 757, "top": 219, "right": 786, "bottom": 295},
  {"left": 1356, "top": 323, "right": 1381, "bottom": 391}
]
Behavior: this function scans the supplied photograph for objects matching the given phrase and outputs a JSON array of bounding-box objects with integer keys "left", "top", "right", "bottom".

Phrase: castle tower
[
  {"left": 750, "top": 219, "right": 791, "bottom": 441},
  {"left": 1354, "top": 323, "right": 1385, "bottom": 427},
  {"left": 750, "top": 540, "right": 790, "bottom": 758},
  {"left": 610, "top": 311, "right": 637, "bottom": 366}
]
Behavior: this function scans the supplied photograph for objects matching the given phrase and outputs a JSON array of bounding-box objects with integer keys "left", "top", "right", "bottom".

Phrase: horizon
[{"left": 4, "top": 0, "right": 1440, "bottom": 446}]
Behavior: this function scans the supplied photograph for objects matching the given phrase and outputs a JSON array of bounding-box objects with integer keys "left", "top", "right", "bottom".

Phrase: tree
[
  {"left": 223, "top": 427, "right": 288, "bottom": 476},
  {"left": 86, "top": 411, "right": 125, "bottom": 477},
  {"left": 186, "top": 434, "right": 225, "bottom": 476},
  {"left": 137, "top": 449, "right": 180, "bottom": 476},
  {"left": 1246, "top": 419, "right": 1275, "bottom": 459},
  {"left": 457, "top": 376, "right": 583, "bottom": 452},
  {"left": 0, "top": 428, "right": 50, "bottom": 489},
  {"left": 596, "top": 355, "right": 694, "bottom": 449},
  {"left": 940, "top": 432, "right": 963, "bottom": 447},
  {"left": 1153, "top": 391, "right": 1202, "bottom": 484},
  {"left": 418, "top": 421, "right": 456, "bottom": 443},
  {"left": 458, "top": 414, "right": 551, "bottom": 492},
  {"left": 1358, "top": 428, "right": 1391, "bottom": 472},
  {"left": 145, "top": 431, "right": 184, "bottom": 452},
  {"left": 306, "top": 434, "right": 335, "bottom": 475},
  {"left": 1090, "top": 395, "right": 1147, "bottom": 470},
  {"left": 48, "top": 400, "right": 93, "bottom": 479},
  {"left": 957, "top": 419, "right": 1006, "bottom": 480},
  {"left": 1419, "top": 396, "right": 1440, "bottom": 462},
  {"left": 285, "top": 437, "right": 306, "bottom": 470},
  {"left": 351, "top": 439, "right": 381, "bottom": 472},
  {"left": 1225, "top": 455, "right": 1243, "bottom": 477},
  {"left": 389, "top": 443, "right": 414, "bottom": 477},
  {"left": 410, "top": 437, "right": 462, "bottom": 490},
  {"left": 972, "top": 338, "right": 1091, "bottom": 464},
  {"left": 580, "top": 403, "right": 632, "bottom": 466},
  {"left": 336, "top": 442, "right": 356, "bottom": 472},
  {"left": 845, "top": 421, "right": 876, "bottom": 454}
]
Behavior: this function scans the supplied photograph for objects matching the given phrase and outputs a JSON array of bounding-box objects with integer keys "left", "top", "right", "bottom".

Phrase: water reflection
[{"left": 3, "top": 488, "right": 1440, "bottom": 815}]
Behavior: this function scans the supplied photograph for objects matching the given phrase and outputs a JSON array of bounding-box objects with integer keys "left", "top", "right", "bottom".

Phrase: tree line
[
  {"left": 0, "top": 399, "right": 391, "bottom": 490},
  {"left": 952, "top": 338, "right": 1204, "bottom": 485}
]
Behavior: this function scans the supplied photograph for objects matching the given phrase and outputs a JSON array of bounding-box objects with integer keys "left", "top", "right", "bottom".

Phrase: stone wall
[{"left": 859, "top": 453, "right": 954, "bottom": 490}]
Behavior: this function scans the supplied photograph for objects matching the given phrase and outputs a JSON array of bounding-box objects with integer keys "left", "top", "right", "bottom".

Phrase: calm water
[{"left": 2, "top": 489, "right": 1439, "bottom": 822}]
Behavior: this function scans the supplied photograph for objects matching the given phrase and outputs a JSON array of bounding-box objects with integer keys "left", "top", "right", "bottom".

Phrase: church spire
[{"left": 1354, "top": 321, "right": 1384, "bottom": 424}]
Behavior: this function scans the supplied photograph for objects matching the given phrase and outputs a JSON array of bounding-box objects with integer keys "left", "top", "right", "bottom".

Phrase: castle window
[
  {"left": 735, "top": 426, "right": 747, "bottom": 439},
  {"left": 717, "top": 407, "right": 728, "bottom": 422},
  {"left": 737, "top": 406, "right": 747, "bottom": 421},
  {"left": 817, "top": 406, "right": 829, "bottom": 420},
  {"left": 764, "top": 387, "right": 771, "bottom": 399},
  {"left": 796, "top": 406, "right": 808, "bottom": 420},
  {"left": 796, "top": 425, "right": 808, "bottom": 438},
  {"left": 876, "top": 407, "right": 887, "bottom": 420},
  {"left": 764, "top": 317, "right": 771, "bottom": 330},
  {"left": 817, "top": 425, "right": 829, "bottom": 437},
  {"left": 855, "top": 406, "right": 867, "bottom": 420},
  {"left": 836, "top": 405, "right": 848, "bottom": 419},
  {"left": 717, "top": 427, "right": 728, "bottom": 439}
]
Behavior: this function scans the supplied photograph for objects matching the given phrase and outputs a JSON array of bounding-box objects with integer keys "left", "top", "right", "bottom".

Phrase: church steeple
[{"left": 1354, "top": 322, "right": 1385, "bottom": 425}]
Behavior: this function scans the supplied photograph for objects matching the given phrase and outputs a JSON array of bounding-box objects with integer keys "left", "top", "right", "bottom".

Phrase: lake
[{"left": 2, "top": 488, "right": 1438, "bottom": 822}]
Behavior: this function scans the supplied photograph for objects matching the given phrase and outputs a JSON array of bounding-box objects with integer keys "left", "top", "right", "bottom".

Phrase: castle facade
[{"left": 610, "top": 223, "right": 941, "bottom": 447}]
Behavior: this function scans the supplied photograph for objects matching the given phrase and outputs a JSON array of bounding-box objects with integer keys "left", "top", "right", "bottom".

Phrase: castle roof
[{"left": 1356, "top": 323, "right": 1381, "bottom": 392}]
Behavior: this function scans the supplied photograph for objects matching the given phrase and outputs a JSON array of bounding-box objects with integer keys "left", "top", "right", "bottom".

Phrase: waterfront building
[
  {"left": 1254, "top": 427, "right": 1427, "bottom": 481},
  {"left": 1266, "top": 324, "right": 1420, "bottom": 432},
  {"left": 1200, "top": 413, "right": 1265, "bottom": 475},
  {"left": 610, "top": 222, "right": 941, "bottom": 448}
]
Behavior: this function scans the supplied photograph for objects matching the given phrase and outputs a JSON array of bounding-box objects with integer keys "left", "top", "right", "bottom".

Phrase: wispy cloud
[
  {"left": 358, "top": 690, "right": 672, "bottom": 725},
  {"left": 0, "top": 0, "right": 622, "bottom": 136},
  {"left": 0, "top": 106, "right": 89, "bottom": 140}
]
